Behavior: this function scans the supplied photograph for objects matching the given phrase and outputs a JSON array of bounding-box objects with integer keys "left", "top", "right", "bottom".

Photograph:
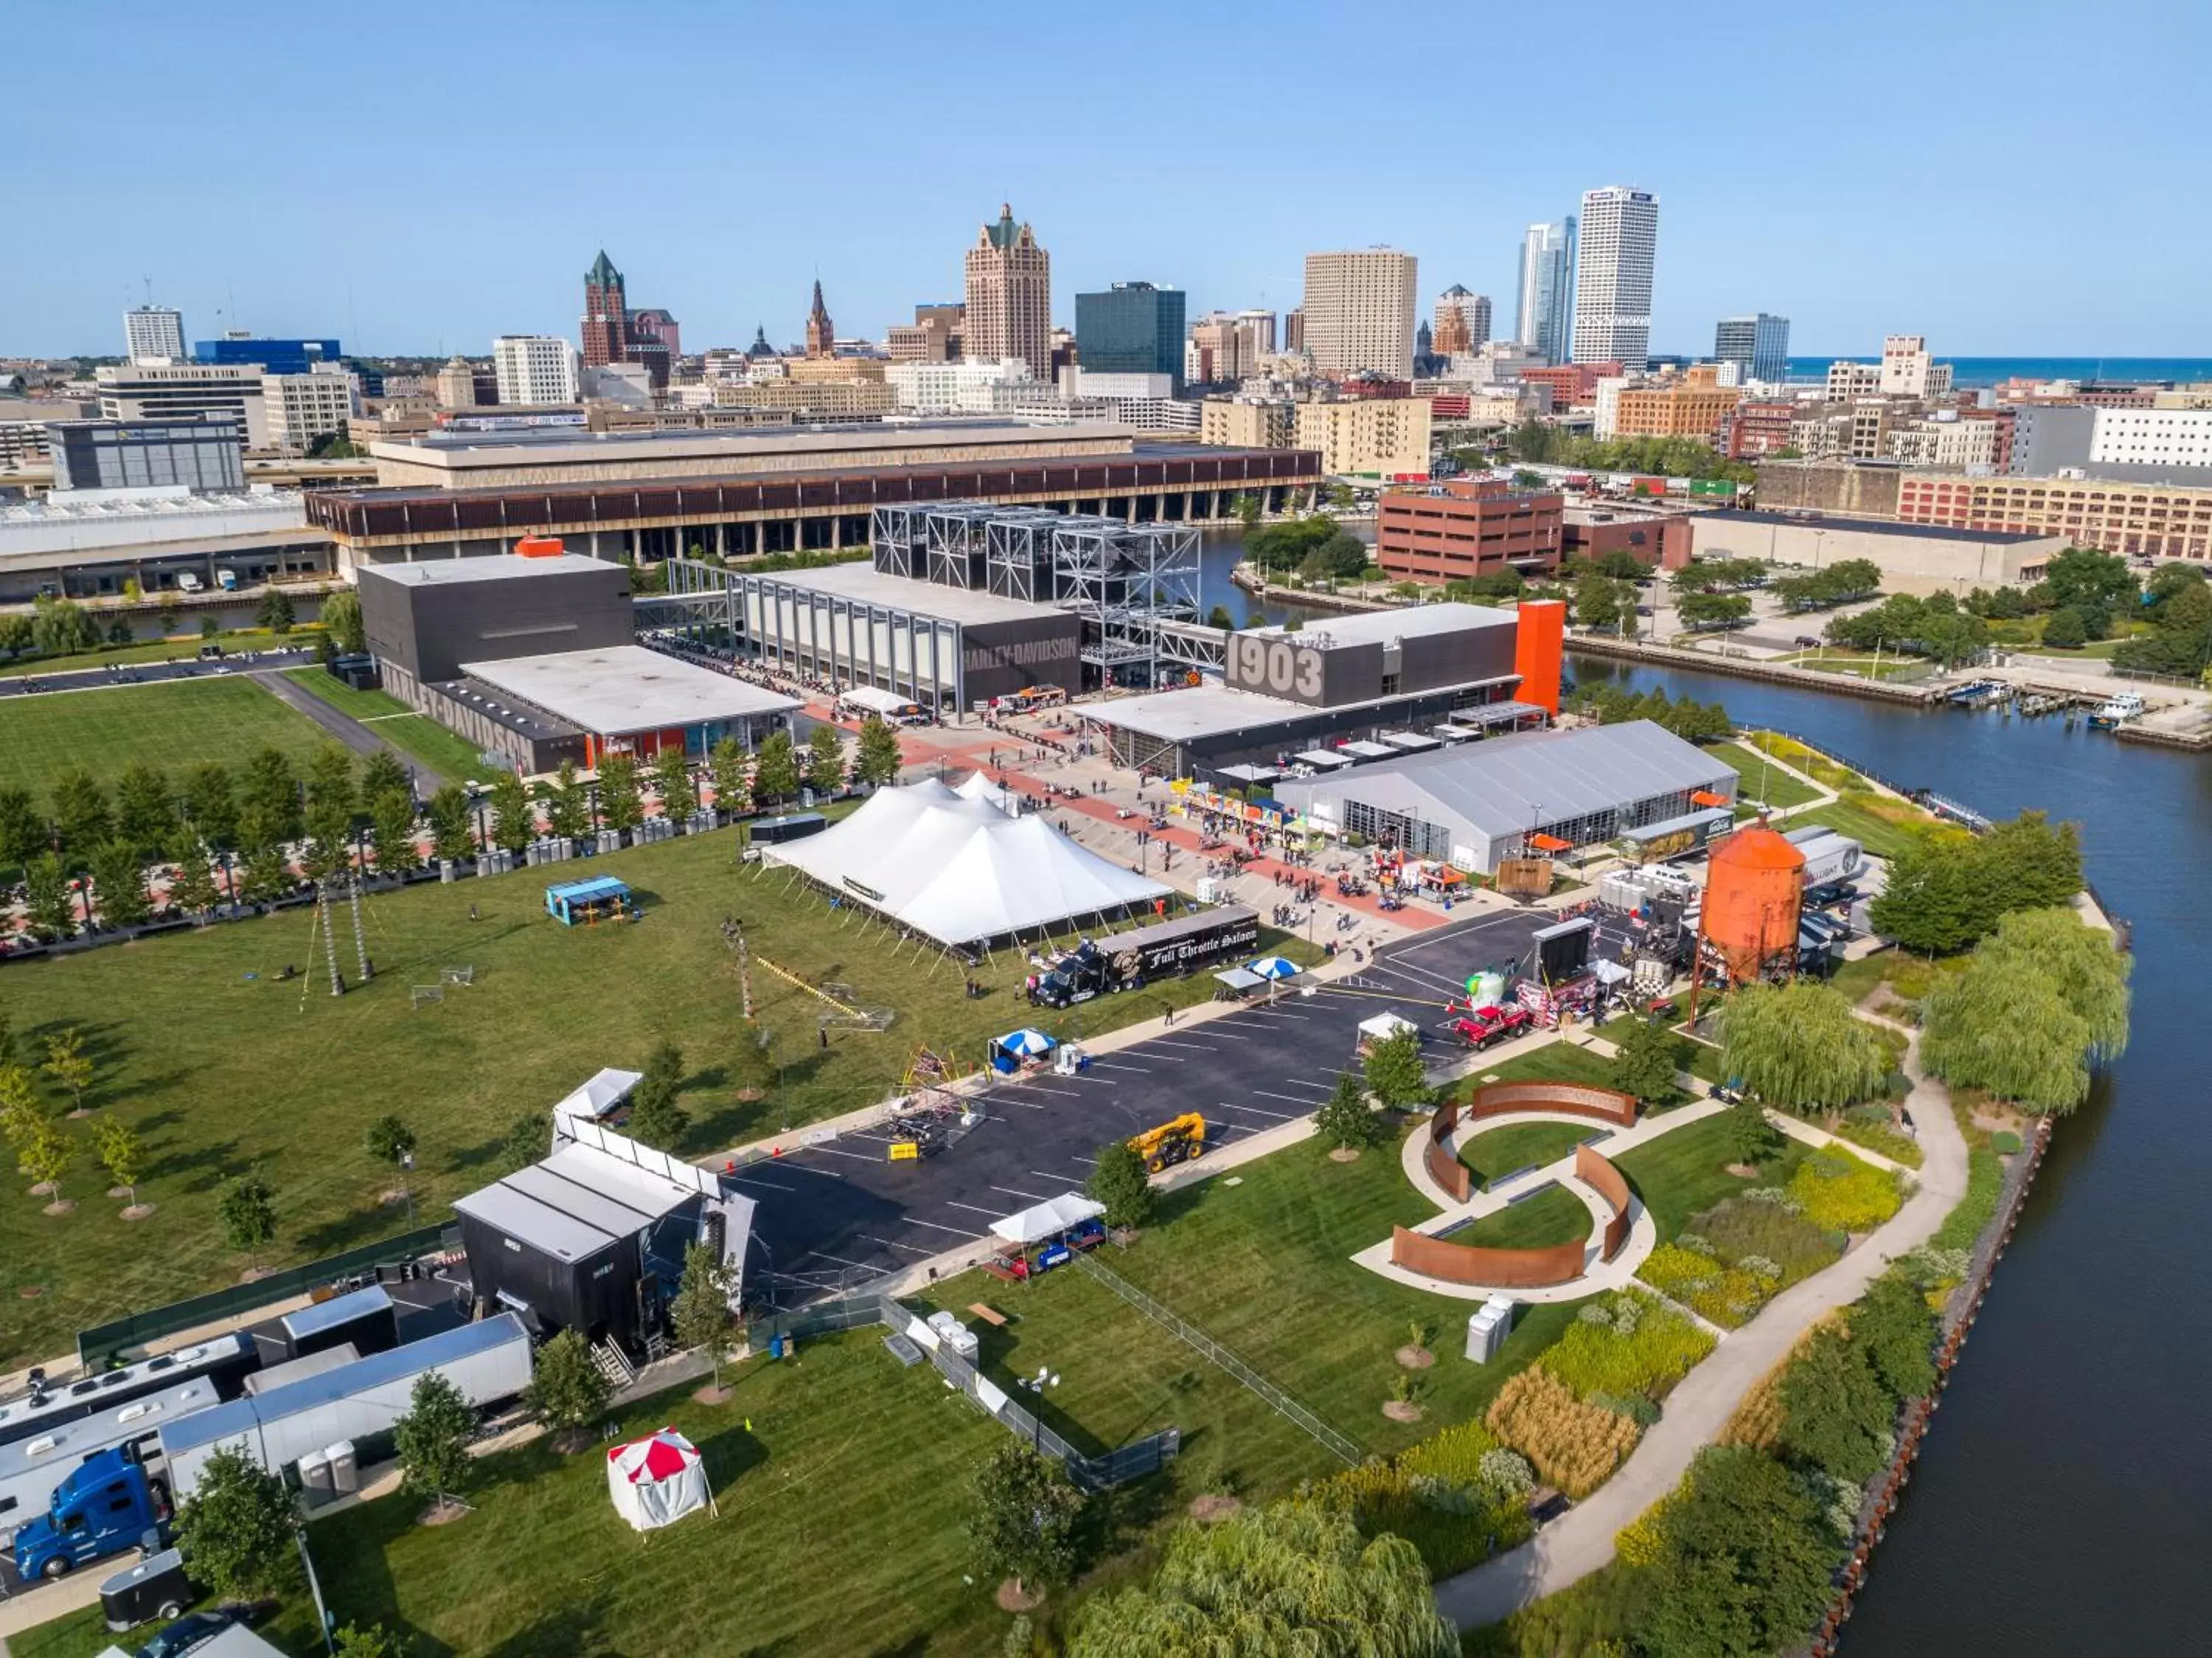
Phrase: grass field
[
  {"left": 0, "top": 828, "right": 1318, "bottom": 1367},
  {"left": 1458, "top": 1119, "right": 1591, "bottom": 1189},
  {"left": 0, "top": 676, "right": 337, "bottom": 799},
  {"left": 280, "top": 667, "right": 496, "bottom": 783},
  {"left": 1793, "top": 795, "right": 1930, "bottom": 861},
  {"left": 1771, "top": 651, "right": 1934, "bottom": 681},
  {"left": 1458, "top": 1038, "right": 1627, "bottom": 1097},
  {"left": 1704, "top": 740, "right": 1823, "bottom": 811},
  {"left": 1453, "top": 1182, "right": 1590, "bottom": 1249},
  {"left": 1610, "top": 1111, "right": 1808, "bottom": 1241}
]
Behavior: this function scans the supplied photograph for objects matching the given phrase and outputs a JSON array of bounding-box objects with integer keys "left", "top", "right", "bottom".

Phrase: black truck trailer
[{"left": 1029, "top": 905, "right": 1261, "bottom": 1007}]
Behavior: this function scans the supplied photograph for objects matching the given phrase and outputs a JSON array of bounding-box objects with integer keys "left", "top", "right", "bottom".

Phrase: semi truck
[
  {"left": 10, "top": 1449, "right": 169, "bottom": 1581},
  {"left": 1028, "top": 906, "right": 1259, "bottom": 1007}
]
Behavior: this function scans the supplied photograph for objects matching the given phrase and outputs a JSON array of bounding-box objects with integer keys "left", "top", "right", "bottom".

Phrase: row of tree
[
  {"left": 1669, "top": 558, "right": 1770, "bottom": 594},
  {"left": 1866, "top": 810, "right": 2083, "bottom": 955},
  {"left": 1823, "top": 589, "right": 1990, "bottom": 667},
  {"left": 1501, "top": 423, "right": 1756, "bottom": 485},
  {"left": 1920, "top": 907, "right": 2130, "bottom": 1115},
  {"left": 1565, "top": 683, "right": 1735, "bottom": 743},
  {"left": 1767, "top": 558, "right": 1885, "bottom": 613}
]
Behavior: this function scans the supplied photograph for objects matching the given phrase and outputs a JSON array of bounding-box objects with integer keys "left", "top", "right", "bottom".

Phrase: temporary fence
[
  {"left": 1074, "top": 1252, "right": 1361, "bottom": 1466},
  {"left": 77, "top": 1221, "right": 459, "bottom": 1370}
]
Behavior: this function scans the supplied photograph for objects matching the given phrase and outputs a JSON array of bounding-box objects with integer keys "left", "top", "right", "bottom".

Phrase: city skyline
[{"left": 4, "top": 0, "right": 2208, "bottom": 359}]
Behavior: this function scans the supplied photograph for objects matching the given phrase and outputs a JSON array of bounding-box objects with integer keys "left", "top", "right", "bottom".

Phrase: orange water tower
[{"left": 1698, "top": 822, "right": 1804, "bottom": 991}]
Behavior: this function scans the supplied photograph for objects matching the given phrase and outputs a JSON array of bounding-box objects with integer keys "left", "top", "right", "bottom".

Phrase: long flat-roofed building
[
  {"left": 0, "top": 488, "right": 335, "bottom": 603},
  {"left": 1272, "top": 720, "right": 1737, "bottom": 873}
]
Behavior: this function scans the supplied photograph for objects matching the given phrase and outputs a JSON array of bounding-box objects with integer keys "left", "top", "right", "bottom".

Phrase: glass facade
[
  {"left": 192, "top": 337, "right": 341, "bottom": 375},
  {"left": 1074, "top": 283, "right": 1186, "bottom": 394}
]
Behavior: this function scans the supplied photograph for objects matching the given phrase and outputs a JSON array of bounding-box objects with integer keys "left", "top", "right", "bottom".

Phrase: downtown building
[
  {"left": 580, "top": 250, "right": 678, "bottom": 389},
  {"left": 1074, "top": 281, "right": 1185, "bottom": 393},
  {"left": 1571, "top": 187, "right": 1658, "bottom": 371},
  {"left": 124, "top": 304, "right": 185, "bottom": 364},
  {"left": 964, "top": 204, "right": 1051, "bottom": 380},
  {"left": 1514, "top": 221, "right": 1575, "bottom": 366},
  {"left": 493, "top": 336, "right": 581, "bottom": 406},
  {"left": 1714, "top": 314, "right": 1790, "bottom": 384},
  {"left": 1432, "top": 286, "right": 1491, "bottom": 358},
  {"left": 1302, "top": 249, "right": 1418, "bottom": 381}
]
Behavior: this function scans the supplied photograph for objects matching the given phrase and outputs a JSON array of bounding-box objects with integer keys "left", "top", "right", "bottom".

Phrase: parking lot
[{"left": 744, "top": 908, "right": 1566, "bottom": 1300}]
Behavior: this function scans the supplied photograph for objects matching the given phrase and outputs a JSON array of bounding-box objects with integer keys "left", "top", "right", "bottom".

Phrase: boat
[
  {"left": 1944, "top": 678, "right": 2010, "bottom": 710},
  {"left": 2088, "top": 693, "right": 2145, "bottom": 729}
]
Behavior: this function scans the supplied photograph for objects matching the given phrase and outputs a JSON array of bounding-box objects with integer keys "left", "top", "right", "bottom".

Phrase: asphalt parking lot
[{"left": 745, "top": 907, "right": 1566, "bottom": 1300}]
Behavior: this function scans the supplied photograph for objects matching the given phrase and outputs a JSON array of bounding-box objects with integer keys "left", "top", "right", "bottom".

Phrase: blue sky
[{"left": 7, "top": 0, "right": 2205, "bottom": 360}]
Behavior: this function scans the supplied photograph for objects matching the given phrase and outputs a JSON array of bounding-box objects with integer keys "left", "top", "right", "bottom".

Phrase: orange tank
[{"left": 1701, "top": 822, "right": 1804, "bottom": 982}]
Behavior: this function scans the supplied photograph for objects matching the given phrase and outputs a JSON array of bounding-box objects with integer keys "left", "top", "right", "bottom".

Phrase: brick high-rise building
[
  {"left": 964, "top": 204, "right": 1051, "bottom": 379},
  {"left": 1432, "top": 285, "right": 1490, "bottom": 358},
  {"left": 581, "top": 249, "right": 630, "bottom": 370},
  {"left": 805, "top": 280, "right": 835, "bottom": 358}
]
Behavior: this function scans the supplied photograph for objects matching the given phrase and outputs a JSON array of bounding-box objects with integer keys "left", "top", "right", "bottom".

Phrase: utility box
[
  {"left": 325, "top": 1440, "right": 358, "bottom": 1494},
  {"left": 297, "top": 1449, "right": 333, "bottom": 1497},
  {"left": 1465, "top": 1294, "right": 1515, "bottom": 1363}
]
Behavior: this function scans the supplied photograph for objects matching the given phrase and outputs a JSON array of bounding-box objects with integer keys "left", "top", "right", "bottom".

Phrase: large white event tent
[{"left": 759, "top": 779, "right": 1171, "bottom": 951}]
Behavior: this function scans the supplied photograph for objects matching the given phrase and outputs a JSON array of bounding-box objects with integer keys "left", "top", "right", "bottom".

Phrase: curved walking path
[{"left": 1433, "top": 1023, "right": 1968, "bottom": 1631}]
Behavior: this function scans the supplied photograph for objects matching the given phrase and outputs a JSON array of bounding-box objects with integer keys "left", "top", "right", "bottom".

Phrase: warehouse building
[
  {"left": 355, "top": 548, "right": 636, "bottom": 703},
  {"left": 1270, "top": 720, "right": 1737, "bottom": 873},
  {"left": 1688, "top": 509, "right": 2064, "bottom": 596}
]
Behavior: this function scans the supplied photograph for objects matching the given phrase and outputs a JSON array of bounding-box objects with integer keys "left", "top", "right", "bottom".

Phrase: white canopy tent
[
  {"left": 553, "top": 1067, "right": 644, "bottom": 1123},
  {"left": 990, "top": 1193, "right": 1107, "bottom": 1246},
  {"left": 951, "top": 770, "right": 1019, "bottom": 816},
  {"left": 606, "top": 1427, "right": 712, "bottom": 1531},
  {"left": 760, "top": 780, "right": 1171, "bottom": 950}
]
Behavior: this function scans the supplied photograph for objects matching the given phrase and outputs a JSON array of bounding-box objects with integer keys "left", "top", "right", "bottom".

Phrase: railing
[{"left": 1074, "top": 1253, "right": 1360, "bottom": 1466}]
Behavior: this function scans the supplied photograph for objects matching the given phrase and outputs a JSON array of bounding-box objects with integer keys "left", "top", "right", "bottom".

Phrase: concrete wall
[
  {"left": 1687, "top": 516, "right": 2065, "bottom": 596},
  {"left": 1752, "top": 459, "right": 1905, "bottom": 517},
  {"left": 359, "top": 561, "right": 635, "bottom": 684}
]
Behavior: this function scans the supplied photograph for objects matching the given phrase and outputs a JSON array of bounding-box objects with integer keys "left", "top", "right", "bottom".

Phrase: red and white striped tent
[{"left": 606, "top": 1426, "right": 712, "bottom": 1531}]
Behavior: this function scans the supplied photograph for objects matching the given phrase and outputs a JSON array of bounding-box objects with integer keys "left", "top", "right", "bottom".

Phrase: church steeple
[{"left": 805, "top": 278, "right": 835, "bottom": 359}]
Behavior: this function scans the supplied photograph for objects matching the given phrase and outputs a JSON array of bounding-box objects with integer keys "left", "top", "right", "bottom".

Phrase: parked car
[{"left": 138, "top": 1609, "right": 246, "bottom": 1658}]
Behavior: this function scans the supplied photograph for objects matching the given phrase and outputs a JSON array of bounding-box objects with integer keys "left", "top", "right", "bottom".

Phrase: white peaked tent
[
  {"left": 990, "top": 1193, "right": 1107, "bottom": 1246},
  {"left": 607, "top": 1427, "right": 712, "bottom": 1532},
  {"left": 951, "top": 770, "right": 1019, "bottom": 815},
  {"left": 761, "top": 779, "right": 1171, "bottom": 949}
]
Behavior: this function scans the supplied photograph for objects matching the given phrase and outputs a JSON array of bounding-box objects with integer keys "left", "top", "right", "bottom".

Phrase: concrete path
[
  {"left": 254, "top": 667, "right": 450, "bottom": 792},
  {"left": 1433, "top": 1027, "right": 1968, "bottom": 1631}
]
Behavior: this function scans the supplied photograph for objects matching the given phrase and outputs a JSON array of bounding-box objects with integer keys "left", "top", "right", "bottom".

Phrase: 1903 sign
[{"left": 1226, "top": 633, "right": 1324, "bottom": 701}]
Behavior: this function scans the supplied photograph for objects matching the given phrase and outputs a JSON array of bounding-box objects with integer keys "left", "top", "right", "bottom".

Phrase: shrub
[
  {"left": 1303, "top": 1420, "right": 1530, "bottom": 1575},
  {"left": 1992, "top": 1128, "right": 2023, "bottom": 1154},
  {"left": 1486, "top": 1367, "right": 1642, "bottom": 1499},
  {"left": 1587, "top": 1390, "right": 1660, "bottom": 1429},
  {"left": 1637, "top": 1244, "right": 1778, "bottom": 1329},
  {"left": 1933, "top": 1147, "right": 2003, "bottom": 1252},
  {"left": 1615, "top": 1488, "right": 1683, "bottom": 1569},
  {"left": 1394, "top": 1418, "right": 1501, "bottom": 1488},
  {"left": 1786, "top": 1149, "right": 1905, "bottom": 1232},
  {"left": 1542, "top": 1291, "right": 1717, "bottom": 1401},
  {"left": 1691, "top": 1194, "right": 1844, "bottom": 1283}
]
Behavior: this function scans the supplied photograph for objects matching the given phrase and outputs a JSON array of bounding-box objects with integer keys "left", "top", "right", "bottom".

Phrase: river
[{"left": 1568, "top": 656, "right": 2212, "bottom": 1656}]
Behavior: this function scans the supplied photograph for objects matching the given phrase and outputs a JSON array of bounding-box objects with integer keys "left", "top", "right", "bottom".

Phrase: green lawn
[
  {"left": 281, "top": 667, "right": 498, "bottom": 783},
  {"left": 1772, "top": 651, "right": 1933, "bottom": 681},
  {"left": 0, "top": 828, "right": 1318, "bottom": 1368},
  {"left": 1455, "top": 1038, "right": 1626, "bottom": 1097},
  {"left": 1610, "top": 1111, "right": 1808, "bottom": 1241},
  {"left": 0, "top": 628, "right": 312, "bottom": 679},
  {"left": 1458, "top": 1120, "right": 1592, "bottom": 1188},
  {"left": 1704, "top": 740, "right": 1823, "bottom": 810},
  {"left": 1452, "top": 1182, "right": 1590, "bottom": 1249},
  {"left": 1099, "top": 1122, "right": 1581, "bottom": 1460},
  {"left": 0, "top": 676, "right": 336, "bottom": 799},
  {"left": 1792, "top": 796, "right": 1929, "bottom": 861}
]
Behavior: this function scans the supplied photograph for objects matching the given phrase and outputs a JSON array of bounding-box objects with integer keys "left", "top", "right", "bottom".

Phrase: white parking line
[
  {"left": 863, "top": 1234, "right": 934, "bottom": 1255},
  {"left": 804, "top": 1145, "right": 887, "bottom": 1165},
  {"left": 1216, "top": 1100, "right": 1294, "bottom": 1120},
  {"left": 999, "top": 1084, "right": 1085, "bottom": 1098},
  {"left": 945, "top": 1201, "right": 1006, "bottom": 1217},
  {"left": 990, "top": 1184, "right": 1048, "bottom": 1202},
  {"left": 1270, "top": 1078, "right": 1335, "bottom": 1092},
  {"left": 1091, "top": 1062, "right": 1152, "bottom": 1074},
  {"left": 902, "top": 1217, "right": 984, "bottom": 1237},
  {"left": 1135, "top": 1038, "right": 1214, "bottom": 1052},
  {"left": 1250, "top": 1089, "right": 1317, "bottom": 1106},
  {"left": 727, "top": 1176, "right": 799, "bottom": 1193}
]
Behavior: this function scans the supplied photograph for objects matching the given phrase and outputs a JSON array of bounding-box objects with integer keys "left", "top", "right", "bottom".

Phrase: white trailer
[
  {"left": 0, "top": 1380, "right": 220, "bottom": 1541},
  {"left": 159, "top": 1315, "right": 532, "bottom": 1499}
]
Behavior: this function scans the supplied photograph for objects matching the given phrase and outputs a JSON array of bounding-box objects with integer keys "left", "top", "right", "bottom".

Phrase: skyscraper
[
  {"left": 1432, "top": 285, "right": 1491, "bottom": 358},
  {"left": 1301, "top": 249, "right": 1418, "bottom": 380},
  {"left": 1571, "top": 188, "right": 1658, "bottom": 370},
  {"left": 580, "top": 250, "right": 630, "bottom": 370},
  {"left": 964, "top": 204, "right": 1051, "bottom": 378},
  {"left": 1074, "top": 281, "right": 1186, "bottom": 392},
  {"left": 1514, "top": 221, "right": 1575, "bottom": 366},
  {"left": 1714, "top": 314, "right": 1790, "bottom": 384},
  {"left": 805, "top": 281, "right": 835, "bottom": 358},
  {"left": 124, "top": 304, "right": 185, "bottom": 365}
]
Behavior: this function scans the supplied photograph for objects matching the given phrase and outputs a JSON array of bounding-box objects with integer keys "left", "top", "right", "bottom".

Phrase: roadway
[
  {"left": 0, "top": 644, "right": 317, "bottom": 698},
  {"left": 745, "top": 907, "right": 1569, "bottom": 1301}
]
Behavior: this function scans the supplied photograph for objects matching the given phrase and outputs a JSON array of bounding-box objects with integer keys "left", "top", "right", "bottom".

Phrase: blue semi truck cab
[{"left": 10, "top": 1449, "right": 168, "bottom": 1581}]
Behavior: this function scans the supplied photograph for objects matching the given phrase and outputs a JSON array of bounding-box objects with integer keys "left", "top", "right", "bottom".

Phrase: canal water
[{"left": 1570, "top": 656, "right": 2212, "bottom": 1656}]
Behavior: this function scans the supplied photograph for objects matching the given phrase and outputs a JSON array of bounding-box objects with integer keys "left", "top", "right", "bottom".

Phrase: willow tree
[
  {"left": 1921, "top": 907, "right": 2129, "bottom": 1114},
  {"left": 1068, "top": 1502, "right": 1455, "bottom": 1658},
  {"left": 1714, "top": 982, "right": 1889, "bottom": 1113}
]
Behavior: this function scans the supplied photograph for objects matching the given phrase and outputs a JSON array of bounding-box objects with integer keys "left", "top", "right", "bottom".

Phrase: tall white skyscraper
[
  {"left": 1514, "top": 221, "right": 1575, "bottom": 366},
  {"left": 1571, "top": 187, "right": 1659, "bottom": 370},
  {"left": 493, "top": 335, "right": 580, "bottom": 405},
  {"left": 1301, "top": 249, "right": 1418, "bottom": 380},
  {"left": 123, "top": 304, "right": 185, "bottom": 365}
]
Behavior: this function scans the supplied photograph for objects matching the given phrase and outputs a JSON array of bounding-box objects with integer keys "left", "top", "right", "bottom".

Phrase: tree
[
  {"left": 361, "top": 749, "right": 408, "bottom": 805},
  {"left": 1852, "top": 1272, "right": 1937, "bottom": 1401},
  {"left": 1723, "top": 1098, "right": 1781, "bottom": 1166},
  {"left": 88, "top": 839, "right": 153, "bottom": 929},
  {"left": 853, "top": 718, "right": 902, "bottom": 788},
  {"left": 0, "top": 785, "right": 46, "bottom": 870},
  {"left": 652, "top": 744, "right": 698, "bottom": 819},
  {"left": 1714, "top": 982, "right": 1889, "bottom": 1113},
  {"left": 2033, "top": 547, "right": 2137, "bottom": 614},
  {"left": 302, "top": 746, "right": 355, "bottom": 830},
  {"left": 1640, "top": 1447, "right": 1835, "bottom": 1658},
  {"left": 238, "top": 842, "right": 292, "bottom": 904},
  {"left": 167, "top": 833, "right": 222, "bottom": 915},
  {"left": 1361, "top": 1027, "right": 1430, "bottom": 1111},
  {"left": 0, "top": 1062, "right": 44, "bottom": 1151},
  {"left": 1920, "top": 907, "right": 2129, "bottom": 1114},
  {"left": 967, "top": 1443, "right": 1084, "bottom": 1603},
  {"left": 218, "top": 1170, "right": 277, "bottom": 1271},
  {"left": 321, "top": 589, "right": 367, "bottom": 654},
  {"left": 18, "top": 1118, "right": 74, "bottom": 1207},
  {"left": 752, "top": 730, "right": 800, "bottom": 807},
  {"left": 1206, "top": 603, "right": 1236, "bottom": 631},
  {"left": 0, "top": 612, "right": 34, "bottom": 659},
  {"left": 625, "top": 1041, "right": 689, "bottom": 1150},
  {"left": 49, "top": 767, "right": 112, "bottom": 853},
  {"left": 96, "top": 1117, "right": 147, "bottom": 1208},
  {"left": 332, "top": 1625, "right": 411, "bottom": 1658},
  {"left": 239, "top": 748, "right": 303, "bottom": 846},
  {"left": 1232, "top": 493, "right": 1263, "bottom": 529},
  {"left": 425, "top": 785, "right": 474, "bottom": 862},
  {"left": 670, "top": 1238, "right": 738, "bottom": 1389},
  {"left": 1610, "top": 1016, "right": 1686, "bottom": 1105},
  {"left": 25, "top": 853, "right": 78, "bottom": 940},
  {"left": 1573, "top": 572, "right": 1627, "bottom": 634},
  {"left": 1313, "top": 1070, "right": 1384, "bottom": 1151},
  {"left": 32, "top": 594, "right": 100, "bottom": 656},
  {"left": 113, "top": 763, "right": 177, "bottom": 859},
  {"left": 2040, "top": 606, "right": 2088, "bottom": 649},
  {"left": 42, "top": 1028, "right": 94, "bottom": 1114},
  {"left": 371, "top": 789, "right": 422, "bottom": 875},
  {"left": 1068, "top": 1500, "right": 1453, "bottom": 1658},
  {"left": 366, "top": 1114, "right": 418, "bottom": 1201},
  {"left": 173, "top": 1447, "right": 299, "bottom": 1600},
  {"left": 597, "top": 753, "right": 645, "bottom": 834},
  {"left": 257, "top": 586, "right": 296, "bottom": 634},
  {"left": 394, "top": 1370, "right": 476, "bottom": 1516},
  {"left": 526, "top": 1328, "right": 611, "bottom": 1442},
  {"left": 313, "top": 630, "right": 338, "bottom": 667},
  {"left": 500, "top": 1109, "right": 549, "bottom": 1172},
  {"left": 181, "top": 762, "right": 240, "bottom": 850},
  {"left": 707, "top": 736, "right": 752, "bottom": 815},
  {"left": 1086, "top": 1138, "right": 1157, "bottom": 1228},
  {"left": 1870, "top": 812, "right": 2081, "bottom": 955},
  {"left": 488, "top": 771, "right": 535, "bottom": 853},
  {"left": 1778, "top": 1327, "right": 1894, "bottom": 1484},
  {"left": 1677, "top": 591, "right": 1753, "bottom": 631},
  {"left": 804, "top": 724, "right": 847, "bottom": 796}
]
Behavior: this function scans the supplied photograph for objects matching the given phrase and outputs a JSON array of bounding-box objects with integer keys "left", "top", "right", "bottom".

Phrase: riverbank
[
  {"left": 1227, "top": 561, "right": 1394, "bottom": 614},
  {"left": 1568, "top": 633, "right": 1940, "bottom": 706}
]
